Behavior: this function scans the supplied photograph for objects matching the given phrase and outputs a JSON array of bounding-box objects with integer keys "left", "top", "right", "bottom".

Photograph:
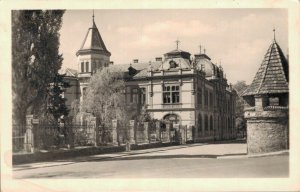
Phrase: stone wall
[{"left": 245, "top": 110, "right": 289, "bottom": 154}]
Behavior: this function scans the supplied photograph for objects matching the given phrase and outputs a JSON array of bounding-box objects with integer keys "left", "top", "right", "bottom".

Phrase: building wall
[
  {"left": 77, "top": 53, "right": 110, "bottom": 73},
  {"left": 123, "top": 70, "right": 236, "bottom": 142},
  {"left": 245, "top": 109, "right": 289, "bottom": 154}
]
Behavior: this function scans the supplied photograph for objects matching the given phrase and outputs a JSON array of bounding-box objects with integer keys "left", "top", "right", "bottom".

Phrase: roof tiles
[{"left": 242, "top": 40, "right": 289, "bottom": 96}]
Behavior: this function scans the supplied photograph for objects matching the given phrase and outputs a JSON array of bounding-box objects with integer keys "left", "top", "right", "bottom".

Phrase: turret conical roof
[
  {"left": 242, "top": 39, "right": 288, "bottom": 96},
  {"left": 76, "top": 19, "right": 111, "bottom": 56}
]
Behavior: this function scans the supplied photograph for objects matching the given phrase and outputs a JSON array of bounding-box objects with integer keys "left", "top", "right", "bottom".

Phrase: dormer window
[{"left": 169, "top": 60, "right": 178, "bottom": 68}]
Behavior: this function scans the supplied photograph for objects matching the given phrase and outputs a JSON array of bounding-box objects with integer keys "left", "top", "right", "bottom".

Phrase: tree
[
  {"left": 233, "top": 81, "right": 248, "bottom": 138},
  {"left": 81, "top": 68, "right": 128, "bottom": 129},
  {"left": 233, "top": 81, "right": 248, "bottom": 117},
  {"left": 12, "top": 10, "right": 65, "bottom": 126},
  {"left": 46, "top": 74, "right": 70, "bottom": 121}
]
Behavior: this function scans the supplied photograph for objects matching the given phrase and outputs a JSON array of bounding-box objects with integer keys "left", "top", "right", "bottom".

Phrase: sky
[{"left": 59, "top": 9, "right": 288, "bottom": 84}]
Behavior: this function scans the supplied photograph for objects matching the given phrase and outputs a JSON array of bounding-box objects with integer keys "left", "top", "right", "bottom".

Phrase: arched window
[
  {"left": 163, "top": 114, "right": 180, "bottom": 124},
  {"left": 210, "top": 116, "right": 213, "bottom": 131},
  {"left": 205, "top": 114, "right": 208, "bottom": 131},
  {"left": 198, "top": 114, "right": 202, "bottom": 136}
]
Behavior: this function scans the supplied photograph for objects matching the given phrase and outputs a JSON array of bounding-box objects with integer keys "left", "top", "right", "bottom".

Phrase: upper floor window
[
  {"left": 204, "top": 90, "right": 208, "bottom": 106},
  {"left": 209, "top": 92, "right": 213, "bottom": 107},
  {"left": 81, "top": 62, "right": 84, "bottom": 72},
  {"left": 131, "top": 88, "right": 138, "bottom": 103},
  {"left": 198, "top": 88, "right": 202, "bottom": 105},
  {"left": 163, "top": 85, "right": 180, "bottom": 104},
  {"left": 140, "top": 88, "right": 146, "bottom": 105},
  {"left": 85, "top": 62, "right": 89, "bottom": 72}
]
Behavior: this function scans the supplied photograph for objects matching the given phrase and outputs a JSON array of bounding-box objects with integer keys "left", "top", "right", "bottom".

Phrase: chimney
[
  {"left": 133, "top": 59, "right": 139, "bottom": 63},
  {"left": 109, "top": 61, "right": 114, "bottom": 65},
  {"left": 155, "top": 57, "right": 162, "bottom": 62}
]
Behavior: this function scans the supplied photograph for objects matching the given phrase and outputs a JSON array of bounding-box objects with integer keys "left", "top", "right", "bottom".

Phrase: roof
[
  {"left": 65, "top": 68, "right": 78, "bottom": 77},
  {"left": 108, "top": 61, "right": 162, "bottom": 79},
  {"left": 164, "top": 49, "right": 191, "bottom": 60},
  {"left": 242, "top": 40, "right": 289, "bottom": 96},
  {"left": 76, "top": 20, "right": 111, "bottom": 56}
]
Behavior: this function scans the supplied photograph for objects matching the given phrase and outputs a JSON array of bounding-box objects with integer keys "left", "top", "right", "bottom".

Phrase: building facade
[{"left": 64, "top": 16, "right": 237, "bottom": 142}]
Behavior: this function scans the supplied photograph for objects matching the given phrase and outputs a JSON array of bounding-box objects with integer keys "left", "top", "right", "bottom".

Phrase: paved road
[{"left": 13, "top": 143, "right": 289, "bottom": 178}]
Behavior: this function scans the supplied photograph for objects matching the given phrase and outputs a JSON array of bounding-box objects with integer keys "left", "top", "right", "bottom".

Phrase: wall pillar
[
  {"left": 179, "top": 125, "right": 186, "bottom": 144},
  {"left": 90, "top": 117, "right": 97, "bottom": 146},
  {"left": 24, "top": 115, "right": 36, "bottom": 153},
  {"left": 129, "top": 120, "right": 136, "bottom": 144},
  {"left": 143, "top": 122, "right": 149, "bottom": 143},
  {"left": 156, "top": 121, "right": 161, "bottom": 141},
  {"left": 165, "top": 123, "right": 170, "bottom": 143},
  {"left": 111, "top": 119, "right": 118, "bottom": 146}
]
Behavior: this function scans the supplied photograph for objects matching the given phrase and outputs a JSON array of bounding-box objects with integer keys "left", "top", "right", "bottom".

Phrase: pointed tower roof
[
  {"left": 76, "top": 14, "right": 111, "bottom": 56},
  {"left": 242, "top": 38, "right": 289, "bottom": 96}
]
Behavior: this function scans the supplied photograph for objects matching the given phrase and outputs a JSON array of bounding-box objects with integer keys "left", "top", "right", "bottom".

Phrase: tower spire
[
  {"left": 273, "top": 28, "right": 276, "bottom": 41},
  {"left": 175, "top": 39, "right": 180, "bottom": 50},
  {"left": 92, "top": 10, "right": 95, "bottom": 26},
  {"left": 199, "top": 44, "right": 202, "bottom": 54}
]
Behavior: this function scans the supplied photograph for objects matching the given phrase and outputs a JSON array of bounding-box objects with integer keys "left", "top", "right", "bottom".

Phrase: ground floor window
[
  {"left": 210, "top": 116, "right": 213, "bottom": 131},
  {"left": 204, "top": 114, "right": 208, "bottom": 131},
  {"left": 198, "top": 114, "right": 202, "bottom": 136}
]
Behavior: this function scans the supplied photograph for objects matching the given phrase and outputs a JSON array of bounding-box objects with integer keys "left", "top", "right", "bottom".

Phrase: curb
[{"left": 217, "top": 150, "right": 289, "bottom": 159}]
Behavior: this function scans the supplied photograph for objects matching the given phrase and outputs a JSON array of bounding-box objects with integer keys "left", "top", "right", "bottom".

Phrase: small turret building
[{"left": 242, "top": 32, "right": 289, "bottom": 154}]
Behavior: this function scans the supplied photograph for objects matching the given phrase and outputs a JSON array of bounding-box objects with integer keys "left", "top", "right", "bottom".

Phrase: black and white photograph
[{"left": 1, "top": 1, "right": 300, "bottom": 191}]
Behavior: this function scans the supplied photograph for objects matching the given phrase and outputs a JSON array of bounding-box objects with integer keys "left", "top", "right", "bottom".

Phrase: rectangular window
[
  {"left": 131, "top": 88, "right": 138, "bottom": 103},
  {"left": 86, "top": 62, "right": 89, "bottom": 72},
  {"left": 209, "top": 92, "right": 213, "bottom": 107},
  {"left": 81, "top": 62, "right": 84, "bottom": 72},
  {"left": 92, "top": 61, "right": 96, "bottom": 73},
  {"left": 198, "top": 88, "right": 202, "bottom": 105},
  {"left": 140, "top": 88, "right": 146, "bottom": 105},
  {"left": 204, "top": 90, "right": 208, "bottom": 106},
  {"left": 163, "top": 85, "right": 180, "bottom": 104}
]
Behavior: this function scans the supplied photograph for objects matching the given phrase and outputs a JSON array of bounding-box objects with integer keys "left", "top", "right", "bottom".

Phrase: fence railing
[
  {"left": 13, "top": 115, "right": 193, "bottom": 153},
  {"left": 12, "top": 125, "right": 26, "bottom": 153}
]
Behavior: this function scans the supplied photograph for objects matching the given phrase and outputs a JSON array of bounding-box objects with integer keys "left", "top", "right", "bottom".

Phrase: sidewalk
[
  {"left": 13, "top": 142, "right": 177, "bottom": 165},
  {"left": 217, "top": 150, "right": 289, "bottom": 159},
  {"left": 14, "top": 142, "right": 247, "bottom": 171}
]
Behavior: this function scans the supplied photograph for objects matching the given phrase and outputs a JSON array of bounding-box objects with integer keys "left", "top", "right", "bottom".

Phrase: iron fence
[{"left": 12, "top": 125, "right": 25, "bottom": 152}]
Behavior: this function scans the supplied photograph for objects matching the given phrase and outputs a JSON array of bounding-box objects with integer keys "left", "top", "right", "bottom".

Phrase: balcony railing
[
  {"left": 162, "top": 103, "right": 182, "bottom": 109},
  {"left": 244, "top": 106, "right": 255, "bottom": 111}
]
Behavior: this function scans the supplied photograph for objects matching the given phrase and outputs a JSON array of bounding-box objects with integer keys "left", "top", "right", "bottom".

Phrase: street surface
[{"left": 13, "top": 142, "right": 289, "bottom": 178}]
